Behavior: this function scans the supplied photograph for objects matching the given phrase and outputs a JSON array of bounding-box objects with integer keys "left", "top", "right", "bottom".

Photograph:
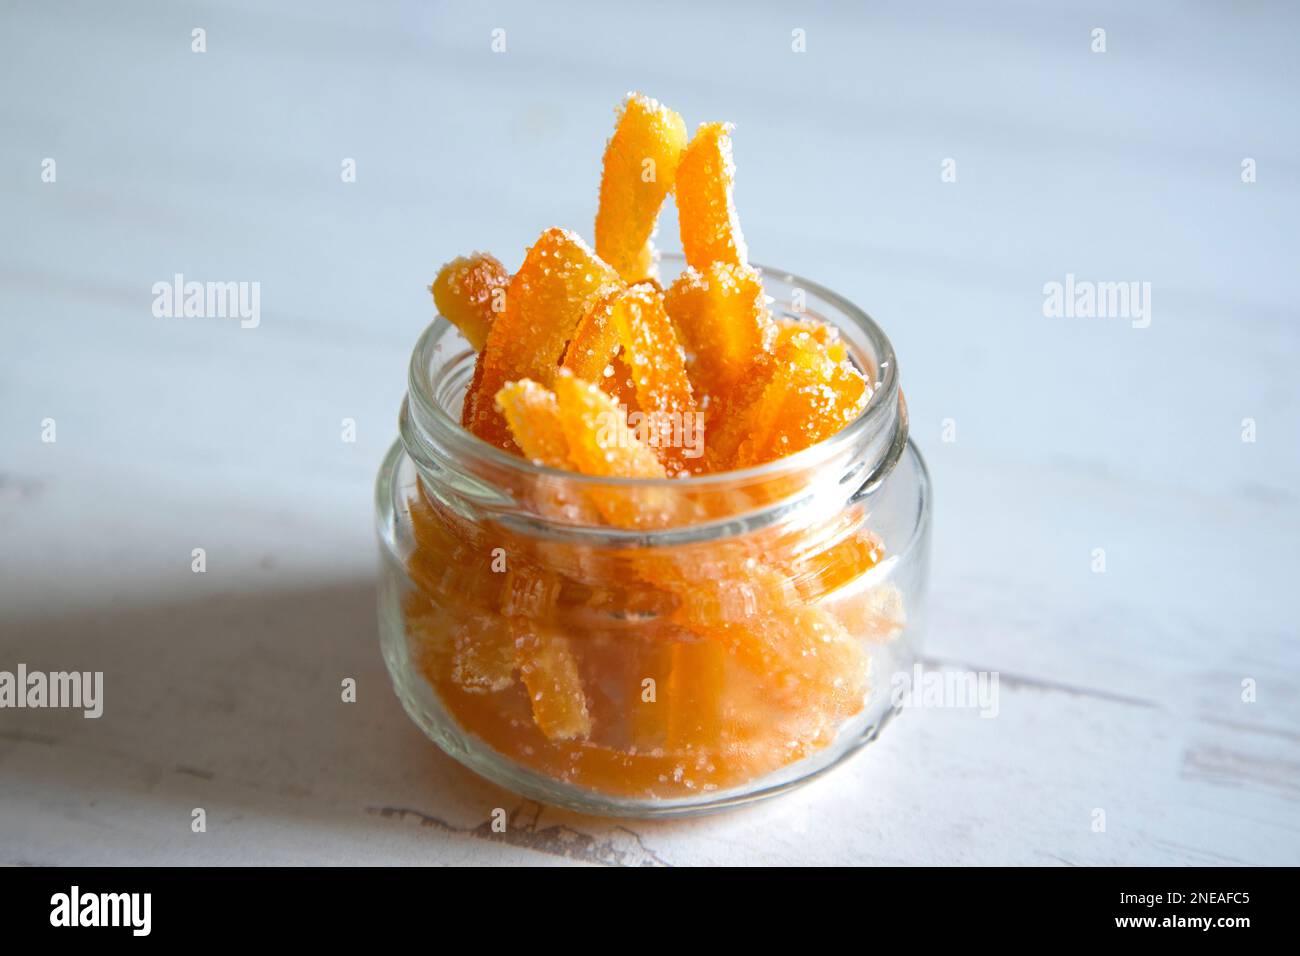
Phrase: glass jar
[{"left": 375, "top": 257, "right": 931, "bottom": 817}]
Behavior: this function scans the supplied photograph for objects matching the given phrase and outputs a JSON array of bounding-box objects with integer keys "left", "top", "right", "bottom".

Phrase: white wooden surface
[{"left": 2, "top": 0, "right": 1297, "bottom": 866}]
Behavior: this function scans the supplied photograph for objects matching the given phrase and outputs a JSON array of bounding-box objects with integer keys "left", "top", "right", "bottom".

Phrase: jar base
[{"left": 381, "top": 618, "right": 903, "bottom": 818}]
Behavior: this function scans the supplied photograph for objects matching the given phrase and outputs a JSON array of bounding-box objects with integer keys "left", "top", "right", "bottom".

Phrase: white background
[{"left": 1, "top": 0, "right": 1296, "bottom": 865}]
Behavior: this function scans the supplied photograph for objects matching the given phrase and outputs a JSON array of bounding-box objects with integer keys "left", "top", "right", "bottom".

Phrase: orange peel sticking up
[
  {"left": 608, "top": 285, "right": 695, "bottom": 431},
  {"left": 675, "top": 122, "right": 747, "bottom": 270},
  {"left": 595, "top": 93, "right": 688, "bottom": 284},
  {"left": 565, "top": 284, "right": 698, "bottom": 473},
  {"left": 664, "top": 262, "right": 774, "bottom": 403},
  {"left": 561, "top": 287, "right": 622, "bottom": 381},
  {"left": 464, "top": 228, "right": 620, "bottom": 449},
  {"left": 430, "top": 252, "right": 510, "bottom": 352},
  {"left": 558, "top": 294, "right": 644, "bottom": 424}
]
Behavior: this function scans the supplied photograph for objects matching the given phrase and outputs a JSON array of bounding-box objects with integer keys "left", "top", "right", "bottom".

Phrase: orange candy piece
[
  {"left": 553, "top": 371, "right": 667, "bottom": 482},
  {"left": 595, "top": 93, "right": 688, "bottom": 283},
  {"left": 496, "top": 373, "right": 678, "bottom": 529},
  {"left": 665, "top": 640, "right": 728, "bottom": 751},
  {"left": 464, "top": 228, "right": 621, "bottom": 449},
  {"left": 495, "top": 380, "right": 609, "bottom": 538},
  {"left": 675, "top": 122, "right": 747, "bottom": 270},
  {"left": 797, "top": 528, "right": 884, "bottom": 600},
  {"left": 607, "top": 286, "right": 695, "bottom": 435},
  {"left": 563, "top": 284, "right": 698, "bottom": 473},
  {"left": 495, "top": 379, "right": 570, "bottom": 469},
  {"left": 513, "top": 618, "right": 592, "bottom": 741},
  {"left": 498, "top": 373, "right": 669, "bottom": 482},
  {"left": 430, "top": 252, "right": 510, "bottom": 351},
  {"left": 449, "top": 613, "right": 516, "bottom": 693},
  {"left": 405, "top": 489, "right": 503, "bottom": 614},
  {"left": 701, "top": 315, "right": 857, "bottom": 470},
  {"left": 728, "top": 335, "right": 870, "bottom": 469},
  {"left": 664, "top": 262, "right": 774, "bottom": 403},
  {"left": 627, "top": 640, "right": 674, "bottom": 752},
  {"left": 776, "top": 315, "right": 848, "bottom": 363},
  {"left": 560, "top": 288, "right": 621, "bottom": 382},
  {"left": 552, "top": 371, "right": 685, "bottom": 530},
  {"left": 661, "top": 587, "right": 865, "bottom": 768},
  {"left": 673, "top": 567, "right": 869, "bottom": 724},
  {"left": 500, "top": 566, "right": 562, "bottom": 618},
  {"left": 558, "top": 297, "right": 646, "bottom": 415}
]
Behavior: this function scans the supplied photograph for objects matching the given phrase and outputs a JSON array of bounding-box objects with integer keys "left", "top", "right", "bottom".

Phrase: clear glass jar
[{"left": 375, "top": 257, "right": 931, "bottom": 817}]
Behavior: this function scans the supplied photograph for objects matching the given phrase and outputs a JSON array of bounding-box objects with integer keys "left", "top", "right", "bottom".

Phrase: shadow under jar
[{"left": 375, "top": 258, "right": 932, "bottom": 817}]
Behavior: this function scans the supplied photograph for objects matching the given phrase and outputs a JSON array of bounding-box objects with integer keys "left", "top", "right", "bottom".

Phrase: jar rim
[{"left": 406, "top": 255, "right": 904, "bottom": 491}]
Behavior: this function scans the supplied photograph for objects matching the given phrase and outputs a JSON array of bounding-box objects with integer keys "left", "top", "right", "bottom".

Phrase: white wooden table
[{"left": 2, "top": 0, "right": 1296, "bottom": 866}]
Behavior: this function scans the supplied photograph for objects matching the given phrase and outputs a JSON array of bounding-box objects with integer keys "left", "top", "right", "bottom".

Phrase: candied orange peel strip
[
  {"left": 606, "top": 286, "right": 695, "bottom": 435},
  {"left": 776, "top": 315, "right": 848, "bottom": 363},
  {"left": 513, "top": 618, "right": 592, "bottom": 741},
  {"left": 726, "top": 335, "right": 870, "bottom": 469},
  {"left": 495, "top": 373, "right": 678, "bottom": 528},
  {"left": 495, "top": 379, "right": 571, "bottom": 469},
  {"left": 664, "top": 262, "right": 775, "bottom": 404},
  {"left": 430, "top": 252, "right": 510, "bottom": 352},
  {"left": 560, "top": 287, "right": 621, "bottom": 382},
  {"left": 464, "top": 228, "right": 621, "bottom": 449},
  {"left": 595, "top": 93, "right": 688, "bottom": 284},
  {"left": 449, "top": 614, "right": 516, "bottom": 693},
  {"left": 553, "top": 370, "right": 667, "bottom": 482},
  {"left": 405, "top": 489, "right": 503, "bottom": 613},
  {"left": 672, "top": 568, "right": 869, "bottom": 725},
  {"left": 675, "top": 122, "right": 747, "bottom": 270},
  {"left": 552, "top": 370, "right": 687, "bottom": 529},
  {"left": 563, "top": 284, "right": 697, "bottom": 473},
  {"left": 665, "top": 640, "right": 728, "bottom": 752},
  {"left": 628, "top": 640, "right": 674, "bottom": 751},
  {"left": 495, "top": 379, "right": 610, "bottom": 537},
  {"left": 785, "top": 521, "right": 884, "bottom": 603}
]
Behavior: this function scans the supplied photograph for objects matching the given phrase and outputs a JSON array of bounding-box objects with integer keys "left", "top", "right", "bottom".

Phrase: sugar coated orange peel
[
  {"left": 462, "top": 227, "right": 620, "bottom": 450},
  {"left": 675, "top": 122, "right": 747, "bottom": 270},
  {"left": 595, "top": 93, "right": 688, "bottom": 284},
  {"left": 430, "top": 252, "right": 509, "bottom": 351}
]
